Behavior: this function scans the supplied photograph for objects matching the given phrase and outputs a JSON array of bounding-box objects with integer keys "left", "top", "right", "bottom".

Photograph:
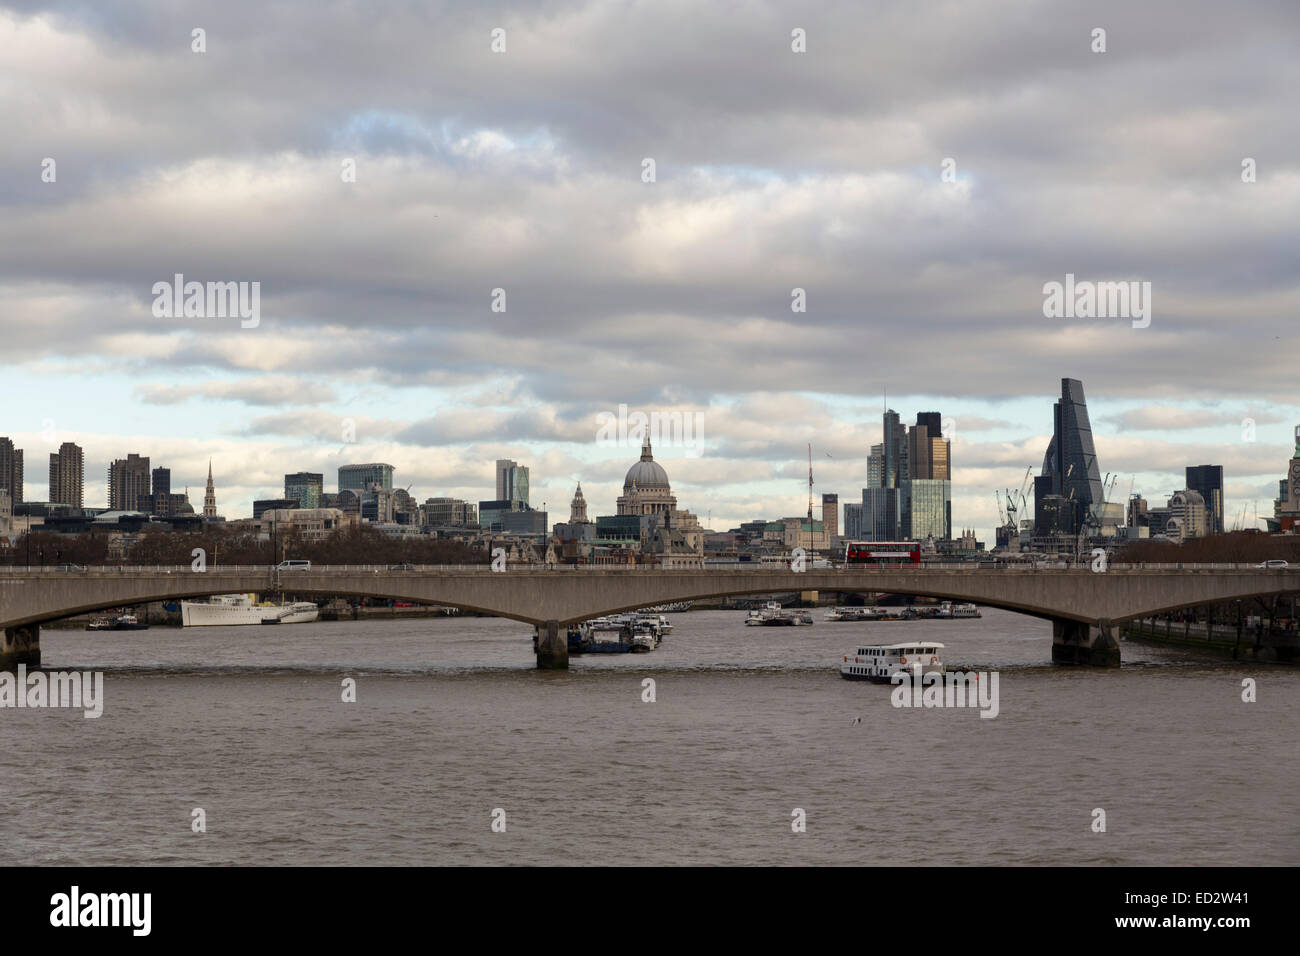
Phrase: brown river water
[{"left": 2, "top": 607, "right": 1295, "bottom": 865}]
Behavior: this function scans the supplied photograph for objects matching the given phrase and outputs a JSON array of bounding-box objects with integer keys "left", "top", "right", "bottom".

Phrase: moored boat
[
  {"left": 86, "top": 613, "right": 149, "bottom": 631},
  {"left": 629, "top": 633, "right": 656, "bottom": 653},
  {"left": 182, "top": 593, "right": 319, "bottom": 627},
  {"left": 746, "top": 601, "right": 811, "bottom": 626}
]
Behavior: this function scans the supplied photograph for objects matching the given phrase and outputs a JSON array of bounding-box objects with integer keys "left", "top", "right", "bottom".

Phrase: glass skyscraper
[
  {"left": 339, "top": 463, "right": 394, "bottom": 494},
  {"left": 861, "top": 487, "right": 900, "bottom": 541},
  {"left": 1185, "top": 465, "right": 1224, "bottom": 535},
  {"left": 1035, "top": 378, "right": 1103, "bottom": 535},
  {"left": 285, "top": 472, "right": 324, "bottom": 509},
  {"left": 910, "top": 478, "right": 951, "bottom": 540},
  {"left": 495, "top": 459, "right": 530, "bottom": 507}
]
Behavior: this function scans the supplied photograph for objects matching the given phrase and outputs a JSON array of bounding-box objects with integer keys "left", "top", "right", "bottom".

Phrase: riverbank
[{"left": 1121, "top": 620, "right": 1298, "bottom": 662}]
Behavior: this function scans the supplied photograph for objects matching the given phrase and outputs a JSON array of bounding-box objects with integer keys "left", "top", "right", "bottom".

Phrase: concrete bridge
[{"left": 3, "top": 563, "right": 1298, "bottom": 669}]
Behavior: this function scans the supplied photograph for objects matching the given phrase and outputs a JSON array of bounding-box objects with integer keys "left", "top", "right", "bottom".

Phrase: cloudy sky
[{"left": 2, "top": 0, "right": 1298, "bottom": 540}]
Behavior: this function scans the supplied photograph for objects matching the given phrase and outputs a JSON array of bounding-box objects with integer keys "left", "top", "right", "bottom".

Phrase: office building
[
  {"left": 48, "top": 442, "right": 84, "bottom": 508},
  {"left": 1165, "top": 489, "right": 1208, "bottom": 540},
  {"left": 253, "top": 498, "right": 299, "bottom": 519},
  {"left": 867, "top": 444, "right": 884, "bottom": 487},
  {"left": 108, "top": 453, "right": 150, "bottom": 511},
  {"left": 260, "top": 507, "right": 355, "bottom": 542},
  {"left": 861, "top": 487, "right": 900, "bottom": 541},
  {"left": 479, "top": 497, "right": 547, "bottom": 535},
  {"left": 0, "top": 437, "right": 23, "bottom": 506},
  {"left": 495, "top": 459, "right": 530, "bottom": 506},
  {"left": 479, "top": 498, "right": 525, "bottom": 532},
  {"left": 421, "top": 497, "right": 477, "bottom": 527},
  {"left": 1034, "top": 378, "right": 1103, "bottom": 536},
  {"left": 843, "top": 502, "right": 864, "bottom": 539},
  {"left": 821, "top": 493, "right": 838, "bottom": 538},
  {"left": 1127, "top": 495, "right": 1148, "bottom": 529},
  {"left": 499, "top": 509, "right": 548, "bottom": 535},
  {"left": 910, "top": 478, "right": 952, "bottom": 540},
  {"left": 338, "top": 463, "right": 394, "bottom": 494},
  {"left": 1185, "top": 465, "right": 1224, "bottom": 535},
  {"left": 285, "top": 472, "right": 324, "bottom": 509},
  {"left": 359, "top": 485, "right": 411, "bottom": 524},
  {"left": 907, "top": 412, "right": 952, "bottom": 538},
  {"left": 882, "top": 410, "right": 908, "bottom": 492}
]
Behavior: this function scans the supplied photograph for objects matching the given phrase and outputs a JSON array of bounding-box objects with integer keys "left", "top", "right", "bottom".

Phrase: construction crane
[
  {"left": 1097, "top": 472, "right": 1118, "bottom": 528},
  {"left": 807, "top": 443, "right": 814, "bottom": 521},
  {"left": 1006, "top": 466, "right": 1033, "bottom": 530}
]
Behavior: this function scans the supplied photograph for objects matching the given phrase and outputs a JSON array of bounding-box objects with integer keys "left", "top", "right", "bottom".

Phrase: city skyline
[
  {"left": 3, "top": 2, "right": 1298, "bottom": 540},
  {"left": 1, "top": 382, "right": 1291, "bottom": 540}
]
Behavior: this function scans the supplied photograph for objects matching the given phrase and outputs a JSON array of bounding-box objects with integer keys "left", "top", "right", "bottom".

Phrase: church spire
[
  {"left": 203, "top": 458, "right": 217, "bottom": 518},
  {"left": 569, "top": 481, "right": 589, "bottom": 524}
]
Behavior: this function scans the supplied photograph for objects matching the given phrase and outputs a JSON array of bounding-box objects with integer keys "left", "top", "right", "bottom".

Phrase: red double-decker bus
[{"left": 843, "top": 541, "right": 921, "bottom": 567}]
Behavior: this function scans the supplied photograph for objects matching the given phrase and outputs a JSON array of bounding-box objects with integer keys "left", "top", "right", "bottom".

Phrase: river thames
[{"left": 3, "top": 608, "right": 1295, "bottom": 866}]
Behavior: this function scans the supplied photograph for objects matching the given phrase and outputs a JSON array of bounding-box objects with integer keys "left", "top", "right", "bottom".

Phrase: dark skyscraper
[
  {"left": 1185, "top": 465, "right": 1224, "bottom": 534},
  {"left": 914, "top": 411, "right": 942, "bottom": 439},
  {"left": 0, "top": 437, "right": 23, "bottom": 505},
  {"left": 884, "top": 409, "right": 909, "bottom": 536},
  {"left": 108, "top": 453, "right": 150, "bottom": 511},
  {"left": 1035, "top": 378, "right": 1103, "bottom": 536},
  {"left": 49, "top": 442, "right": 84, "bottom": 508}
]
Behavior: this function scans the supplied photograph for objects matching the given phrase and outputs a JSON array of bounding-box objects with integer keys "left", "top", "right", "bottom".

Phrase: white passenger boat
[
  {"left": 839, "top": 641, "right": 945, "bottom": 682},
  {"left": 181, "top": 593, "right": 319, "bottom": 627}
]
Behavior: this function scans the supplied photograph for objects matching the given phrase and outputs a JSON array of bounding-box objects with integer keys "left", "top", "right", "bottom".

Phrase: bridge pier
[
  {"left": 1, "top": 624, "right": 41, "bottom": 669},
  {"left": 536, "top": 620, "right": 568, "bottom": 670},
  {"left": 1051, "top": 619, "right": 1120, "bottom": 667}
]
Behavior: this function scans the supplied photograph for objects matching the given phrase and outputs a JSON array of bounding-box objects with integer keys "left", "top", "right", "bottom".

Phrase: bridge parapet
[{"left": 3, "top": 565, "right": 1299, "bottom": 669}]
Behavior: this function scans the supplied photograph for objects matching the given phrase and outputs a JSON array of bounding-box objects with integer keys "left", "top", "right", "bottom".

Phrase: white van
[{"left": 276, "top": 559, "right": 312, "bottom": 571}]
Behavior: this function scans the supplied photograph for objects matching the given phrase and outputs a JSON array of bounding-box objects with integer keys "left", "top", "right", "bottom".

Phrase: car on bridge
[
  {"left": 54, "top": 564, "right": 87, "bottom": 572},
  {"left": 1255, "top": 559, "right": 1290, "bottom": 569},
  {"left": 275, "top": 560, "right": 312, "bottom": 571}
]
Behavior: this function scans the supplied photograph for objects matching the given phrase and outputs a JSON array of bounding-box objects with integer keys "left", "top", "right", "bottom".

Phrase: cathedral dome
[{"left": 624, "top": 440, "right": 669, "bottom": 490}]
